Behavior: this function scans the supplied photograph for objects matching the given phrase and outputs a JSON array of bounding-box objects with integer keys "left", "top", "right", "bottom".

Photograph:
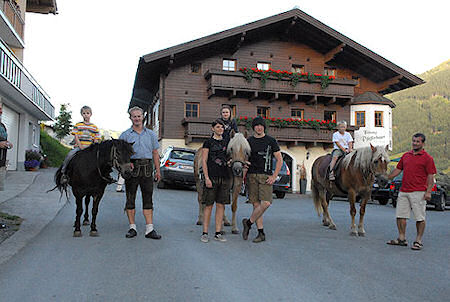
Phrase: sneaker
[
  {"left": 61, "top": 174, "right": 69, "bottom": 185},
  {"left": 252, "top": 233, "right": 266, "bottom": 243},
  {"left": 214, "top": 233, "right": 227, "bottom": 242},
  {"left": 200, "top": 234, "right": 209, "bottom": 243},
  {"left": 125, "top": 228, "right": 137, "bottom": 238},
  {"left": 242, "top": 218, "right": 251, "bottom": 240}
]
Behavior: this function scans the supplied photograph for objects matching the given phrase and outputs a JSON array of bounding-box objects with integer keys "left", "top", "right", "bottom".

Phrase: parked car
[
  {"left": 158, "top": 146, "right": 196, "bottom": 189},
  {"left": 391, "top": 172, "right": 449, "bottom": 211},
  {"left": 371, "top": 177, "right": 391, "bottom": 205},
  {"left": 240, "top": 158, "right": 291, "bottom": 199}
]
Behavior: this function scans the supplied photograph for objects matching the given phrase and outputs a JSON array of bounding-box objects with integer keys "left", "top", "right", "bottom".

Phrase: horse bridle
[{"left": 96, "top": 144, "right": 121, "bottom": 184}]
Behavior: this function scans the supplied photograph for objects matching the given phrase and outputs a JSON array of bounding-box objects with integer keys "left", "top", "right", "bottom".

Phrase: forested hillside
[{"left": 388, "top": 59, "right": 450, "bottom": 174}]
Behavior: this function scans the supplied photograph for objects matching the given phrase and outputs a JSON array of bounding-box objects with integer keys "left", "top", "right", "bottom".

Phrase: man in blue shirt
[{"left": 119, "top": 106, "right": 162, "bottom": 239}]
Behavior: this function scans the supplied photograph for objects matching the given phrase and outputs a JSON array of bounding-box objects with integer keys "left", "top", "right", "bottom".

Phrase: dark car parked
[
  {"left": 371, "top": 177, "right": 391, "bottom": 205},
  {"left": 157, "top": 146, "right": 196, "bottom": 189},
  {"left": 391, "top": 172, "right": 449, "bottom": 211}
]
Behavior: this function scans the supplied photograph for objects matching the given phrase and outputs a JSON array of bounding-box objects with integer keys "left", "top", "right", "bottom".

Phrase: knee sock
[
  {"left": 145, "top": 224, "right": 154, "bottom": 235},
  {"left": 130, "top": 224, "right": 137, "bottom": 231}
]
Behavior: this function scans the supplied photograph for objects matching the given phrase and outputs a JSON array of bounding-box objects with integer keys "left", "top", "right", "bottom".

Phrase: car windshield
[{"left": 170, "top": 151, "right": 195, "bottom": 161}]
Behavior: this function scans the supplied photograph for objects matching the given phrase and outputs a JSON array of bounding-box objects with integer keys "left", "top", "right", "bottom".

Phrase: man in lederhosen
[{"left": 119, "top": 106, "right": 161, "bottom": 239}]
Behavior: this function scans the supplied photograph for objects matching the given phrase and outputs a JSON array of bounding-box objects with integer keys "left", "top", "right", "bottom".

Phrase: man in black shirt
[
  {"left": 242, "top": 116, "right": 283, "bottom": 243},
  {"left": 200, "top": 119, "right": 231, "bottom": 243}
]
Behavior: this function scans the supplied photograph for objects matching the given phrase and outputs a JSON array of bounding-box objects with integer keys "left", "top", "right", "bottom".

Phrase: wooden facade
[{"left": 130, "top": 8, "right": 423, "bottom": 192}]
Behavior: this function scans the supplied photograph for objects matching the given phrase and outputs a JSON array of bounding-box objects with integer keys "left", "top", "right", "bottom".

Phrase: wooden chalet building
[{"left": 130, "top": 8, "right": 423, "bottom": 192}]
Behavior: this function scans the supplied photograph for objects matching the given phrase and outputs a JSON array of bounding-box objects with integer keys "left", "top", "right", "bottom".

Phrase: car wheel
[
  {"left": 378, "top": 198, "right": 389, "bottom": 205},
  {"left": 435, "top": 194, "right": 446, "bottom": 211},
  {"left": 275, "top": 192, "right": 285, "bottom": 199},
  {"left": 157, "top": 180, "right": 166, "bottom": 189},
  {"left": 392, "top": 198, "right": 397, "bottom": 208}
]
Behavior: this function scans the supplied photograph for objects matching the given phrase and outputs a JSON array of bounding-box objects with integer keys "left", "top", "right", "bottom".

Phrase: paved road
[{"left": 0, "top": 182, "right": 449, "bottom": 302}]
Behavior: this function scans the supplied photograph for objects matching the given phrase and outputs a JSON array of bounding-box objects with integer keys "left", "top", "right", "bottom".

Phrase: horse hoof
[
  {"left": 329, "top": 225, "right": 337, "bottom": 230},
  {"left": 232, "top": 230, "right": 240, "bottom": 234},
  {"left": 323, "top": 222, "right": 330, "bottom": 227},
  {"left": 224, "top": 221, "right": 231, "bottom": 227},
  {"left": 358, "top": 232, "right": 366, "bottom": 237},
  {"left": 83, "top": 220, "right": 90, "bottom": 226},
  {"left": 73, "top": 231, "right": 82, "bottom": 237},
  {"left": 89, "top": 231, "right": 99, "bottom": 237},
  {"left": 196, "top": 221, "right": 203, "bottom": 226},
  {"left": 350, "top": 232, "right": 358, "bottom": 236}
]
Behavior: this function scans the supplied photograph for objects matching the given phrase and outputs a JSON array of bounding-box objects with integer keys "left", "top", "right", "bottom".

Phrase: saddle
[{"left": 319, "top": 154, "right": 345, "bottom": 180}]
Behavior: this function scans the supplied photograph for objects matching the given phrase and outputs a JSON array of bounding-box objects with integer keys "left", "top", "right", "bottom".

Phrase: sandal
[
  {"left": 387, "top": 238, "right": 408, "bottom": 246},
  {"left": 411, "top": 241, "right": 423, "bottom": 251}
]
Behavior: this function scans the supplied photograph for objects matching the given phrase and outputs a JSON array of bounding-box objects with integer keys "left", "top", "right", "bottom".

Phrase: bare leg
[
  {"left": 250, "top": 201, "right": 271, "bottom": 229},
  {"left": 415, "top": 220, "right": 425, "bottom": 243},
  {"left": 202, "top": 205, "right": 213, "bottom": 234},
  {"left": 143, "top": 209, "right": 153, "bottom": 225},
  {"left": 215, "top": 204, "right": 225, "bottom": 233},
  {"left": 396, "top": 218, "right": 407, "bottom": 241},
  {"left": 126, "top": 209, "right": 136, "bottom": 225}
]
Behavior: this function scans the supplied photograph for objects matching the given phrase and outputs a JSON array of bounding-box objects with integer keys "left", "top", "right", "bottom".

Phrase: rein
[{"left": 96, "top": 144, "right": 119, "bottom": 184}]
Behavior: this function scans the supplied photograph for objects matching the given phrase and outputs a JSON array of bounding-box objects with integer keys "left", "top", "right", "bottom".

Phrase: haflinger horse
[
  {"left": 194, "top": 132, "right": 251, "bottom": 234},
  {"left": 311, "top": 144, "right": 390, "bottom": 236},
  {"left": 51, "top": 139, "right": 134, "bottom": 237}
]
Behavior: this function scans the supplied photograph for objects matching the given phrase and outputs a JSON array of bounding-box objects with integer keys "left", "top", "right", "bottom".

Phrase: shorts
[
  {"left": 202, "top": 176, "right": 231, "bottom": 206},
  {"left": 331, "top": 149, "right": 345, "bottom": 158},
  {"left": 396, "top": 191, "right": 426, "bottom": 221},
  {"left": 125, "top": 159, "right": 154, "bottom": 210},
  {"left": 247, "top": 173, "right": 273, "bottom": 204}
]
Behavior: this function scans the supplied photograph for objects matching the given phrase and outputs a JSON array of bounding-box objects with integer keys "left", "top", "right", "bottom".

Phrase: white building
[
  {"left": 351, "top": 92, "right": 395, "bottom": 150},
  {"left": 0, "top": 0, "right": 57, "bottom": 170}
]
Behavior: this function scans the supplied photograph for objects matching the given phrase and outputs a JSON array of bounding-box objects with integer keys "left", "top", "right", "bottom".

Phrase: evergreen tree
[{"left": 54, "top": 103, "right": 72, "bottom": 140}]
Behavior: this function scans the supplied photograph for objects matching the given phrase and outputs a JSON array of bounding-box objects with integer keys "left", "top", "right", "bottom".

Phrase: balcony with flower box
[
  {"left": 204, "top": 68, "right": 358, "bottom": 105},
  {"left": 182, "top": 117, "right": 357, "bottom": 145}
]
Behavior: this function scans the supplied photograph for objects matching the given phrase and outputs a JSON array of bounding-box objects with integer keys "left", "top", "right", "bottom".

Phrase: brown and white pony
[
  {"left": 194, "top": 132, "right": 251, "bottom": 234},
  {"left": 311, "top": 144, "right": 389, "bottom": 236}
]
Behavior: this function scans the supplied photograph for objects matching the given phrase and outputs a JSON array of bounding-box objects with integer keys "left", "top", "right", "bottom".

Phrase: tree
[{"left": 54, "top": 103, "right": 72, "bottom": 140}]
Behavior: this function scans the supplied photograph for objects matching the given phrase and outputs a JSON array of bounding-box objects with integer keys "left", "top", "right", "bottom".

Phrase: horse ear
[
  {"left": 230, "top": 129, "right": 236, "bottom": 139},
  {"left": 370, "top": 143, "right": 376, "bottom": 152}
]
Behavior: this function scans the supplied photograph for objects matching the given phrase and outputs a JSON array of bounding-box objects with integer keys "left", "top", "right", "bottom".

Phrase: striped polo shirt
[{"left": 71, "top": 122, "right": 100, "bottom": 147}]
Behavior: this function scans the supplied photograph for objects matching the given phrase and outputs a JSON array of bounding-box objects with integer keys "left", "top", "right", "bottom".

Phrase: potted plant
[{"left": 24, "top": 150, "right": 41, "bottom": 171}]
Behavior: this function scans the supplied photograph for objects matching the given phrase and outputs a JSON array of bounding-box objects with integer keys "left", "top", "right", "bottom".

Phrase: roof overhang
[
  {"left": 134, "top": 8, "right": 424, "bottom": 103},
  {"left": 26, "top": 0, "right": 58, "bottom": 14},
  {"left": 353, "top": 92, "right": 396, "bottom": 108}
]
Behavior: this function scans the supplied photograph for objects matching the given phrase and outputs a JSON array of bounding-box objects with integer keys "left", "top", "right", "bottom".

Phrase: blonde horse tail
[{"left": 311, "top": 179, "right": 323, "bottom": 216}]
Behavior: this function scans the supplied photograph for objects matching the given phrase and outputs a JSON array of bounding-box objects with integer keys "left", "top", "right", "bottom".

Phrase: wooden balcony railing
[
  {"left": 1, "top": 0, "right": 24, "bottom": 40},
  {"left": 205, "top": 69, "right": 357, "bottom": 103},
  {"left": 182, "top": 118, "right": 356, "bottom": 144}
]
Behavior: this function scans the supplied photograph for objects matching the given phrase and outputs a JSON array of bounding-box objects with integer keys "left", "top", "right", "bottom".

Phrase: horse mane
[
  {"left": 227, "top": 133, "right": 251, "bottom": 157},
  {"left": 342, "top": 145, "right": 390, "bottom": 174}
]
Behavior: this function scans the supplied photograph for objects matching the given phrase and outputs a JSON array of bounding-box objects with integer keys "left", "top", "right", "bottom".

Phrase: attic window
[
  {"left": 191, "top": 63, "right": 201, "bottom": 74},
  {"left": 223, "top": 59, "right": 236, "bottom": 71},
  {"left": 257, "top": 62, "right": 271, "bottom": 71}
]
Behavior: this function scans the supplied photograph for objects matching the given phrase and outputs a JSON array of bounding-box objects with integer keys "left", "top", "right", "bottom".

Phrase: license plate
[
  {"left": 179, "top": 165, "right": 193, "bottom": 170},
  {"left": 373, "top": 183, "right": 379, "bottom": 188}
]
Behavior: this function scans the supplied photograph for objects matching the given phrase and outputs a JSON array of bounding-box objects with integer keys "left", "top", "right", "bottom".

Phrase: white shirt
[{"left": 332, "top": 131, "right": 353, "bottom": 150}]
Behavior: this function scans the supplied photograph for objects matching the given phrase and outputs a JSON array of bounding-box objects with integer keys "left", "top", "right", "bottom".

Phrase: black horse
[{"left": 53, "top": 139, "right": 134, "bottom": 237}]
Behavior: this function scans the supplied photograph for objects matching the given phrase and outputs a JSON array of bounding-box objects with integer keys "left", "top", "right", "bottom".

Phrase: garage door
[{"left": 2, "top": 105, "right": 19, "bottom": 170}]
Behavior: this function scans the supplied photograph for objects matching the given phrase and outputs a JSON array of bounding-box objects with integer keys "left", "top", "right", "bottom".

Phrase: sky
[{"left": 24, "top": 0, "right": 450, "bottom": 132}]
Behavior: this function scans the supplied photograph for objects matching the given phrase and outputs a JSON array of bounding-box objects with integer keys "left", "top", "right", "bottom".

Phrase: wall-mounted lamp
[{"left": 306, "top": 151, "right": 310, "bottom": 160}]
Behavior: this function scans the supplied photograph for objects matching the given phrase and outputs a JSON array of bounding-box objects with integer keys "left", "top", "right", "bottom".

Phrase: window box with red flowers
[
  {"left": 239, "top": 68, "right": 335, "bottom": 89},
  {"left": 237, "top": 116, "right": 336, "bottom": 131}
]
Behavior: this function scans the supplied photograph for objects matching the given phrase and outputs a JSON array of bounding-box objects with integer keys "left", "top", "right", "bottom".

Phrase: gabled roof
[
  {"left": 353, "top": 92, "right": 396, "bottom": 108},
  {"left": 134, "top": 8, "right": 424, "bottom": 103}
]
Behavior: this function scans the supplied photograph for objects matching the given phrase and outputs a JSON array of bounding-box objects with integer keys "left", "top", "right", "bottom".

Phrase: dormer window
[
  {"left": 191, "top": 63, "right": 201, "bottom": 74},
  {"left": 257, "top": 62, "right": 271, "bottom": 71},
  {"left": 222, "top": 59, "right": 236, "bottom": 71}
]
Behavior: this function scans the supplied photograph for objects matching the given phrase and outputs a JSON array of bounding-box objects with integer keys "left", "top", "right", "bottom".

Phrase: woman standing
[{"left": 218, "top": 105, "right": 238, "bottom": 142}]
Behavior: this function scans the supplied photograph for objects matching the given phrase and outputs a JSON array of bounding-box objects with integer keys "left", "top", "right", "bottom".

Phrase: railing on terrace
[
  {"left": 182, "top": 118, "right": 356, "bottom": 144},
  {"left": 0, "top": 0, "right": 24, "bottom": 39},
  {"left": 0, "top": 38, "right": 54, "bottom": 119}
]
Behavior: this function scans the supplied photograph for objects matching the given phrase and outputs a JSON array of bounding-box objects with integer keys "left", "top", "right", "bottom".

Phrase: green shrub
[{"left": 40, "top": 129, "right": 70, "bottom": 167}]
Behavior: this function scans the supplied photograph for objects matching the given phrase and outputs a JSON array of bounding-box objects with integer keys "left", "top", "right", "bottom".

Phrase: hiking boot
[
  {"left": 253, "top": 233, "right": 266, "bottom": 243},
  {"left": 125, "top": 228, "right": 137, "bottom": 238},
  {"left": 214, "top": 233, "right": 227, "bottom": 242},
  {"left": 242, "top": 218, "right": 251, "bottom": 240},
  {"left": 200, "top": 234, "right": 209, "bottom": 243},
  {"left": 60, "top": 174, "right": 69, "bottom": 185},
  {"left": 329, "top": 171, "right": 335, "bottom": 181},
  {"left": 145, "top": 230, "right": 161, "bottom": 240}
]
